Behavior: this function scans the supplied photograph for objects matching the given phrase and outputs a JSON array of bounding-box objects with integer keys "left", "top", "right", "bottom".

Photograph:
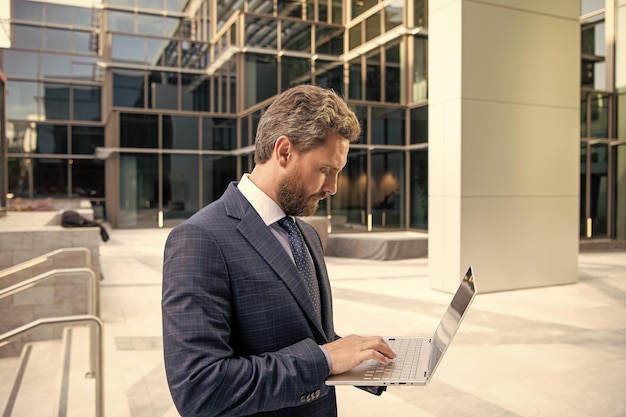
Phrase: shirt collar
[{"left": 237, "top": 173, "right": 286, "bottom": 226}]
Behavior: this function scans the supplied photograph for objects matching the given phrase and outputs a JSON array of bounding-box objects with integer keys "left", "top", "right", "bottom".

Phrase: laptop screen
[{"left": 427, "top": 267, "right": 477, "bottom": 378}]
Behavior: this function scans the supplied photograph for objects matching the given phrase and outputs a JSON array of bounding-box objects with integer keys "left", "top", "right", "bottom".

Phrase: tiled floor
[{"left": 98, "top": 228, "right": 626, "bottom": 417}]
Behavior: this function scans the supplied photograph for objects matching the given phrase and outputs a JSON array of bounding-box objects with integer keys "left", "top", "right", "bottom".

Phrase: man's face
[{"left": 278, "top": 131, "right": 350, "bottom": 217}]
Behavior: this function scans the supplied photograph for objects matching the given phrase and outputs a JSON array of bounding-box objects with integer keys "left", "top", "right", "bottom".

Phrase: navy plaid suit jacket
[{"left": 162, "top": 182, "right": 339, "bottom": 417}]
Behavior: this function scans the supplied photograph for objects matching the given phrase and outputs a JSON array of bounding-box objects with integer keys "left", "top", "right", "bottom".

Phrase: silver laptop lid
[{"left": 427, "top": 266, "right": 477, "bottom": 379}]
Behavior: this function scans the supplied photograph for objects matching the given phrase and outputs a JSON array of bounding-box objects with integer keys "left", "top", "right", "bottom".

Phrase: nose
[{"left": 323, "top": 174, "right": 338, "bottom": 196}]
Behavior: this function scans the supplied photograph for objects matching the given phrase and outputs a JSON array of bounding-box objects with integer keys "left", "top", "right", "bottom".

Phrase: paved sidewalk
[{"left": 99, "top": 228, "right": 626, "bottom": 417}]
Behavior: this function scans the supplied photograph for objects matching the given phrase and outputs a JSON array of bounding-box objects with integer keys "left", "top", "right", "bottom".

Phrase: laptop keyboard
[{"left": 363, "top": 337, "right": 423, "bottom": 381}]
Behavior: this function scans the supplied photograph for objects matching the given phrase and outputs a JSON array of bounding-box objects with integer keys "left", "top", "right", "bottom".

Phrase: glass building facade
[{"left": 1, "top": 0, "right": 624, "bottom": 240}]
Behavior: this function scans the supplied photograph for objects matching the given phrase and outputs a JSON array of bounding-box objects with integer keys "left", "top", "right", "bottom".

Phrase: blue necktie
[{"left": 278, "top": 217, "right": 322, "bottom": 318}]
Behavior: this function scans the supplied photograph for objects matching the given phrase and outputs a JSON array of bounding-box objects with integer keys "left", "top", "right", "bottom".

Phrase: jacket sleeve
[{"left": 162, "top": 222, "right": 331, "bottom": 417}]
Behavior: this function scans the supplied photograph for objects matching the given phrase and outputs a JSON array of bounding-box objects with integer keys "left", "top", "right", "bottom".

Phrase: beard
[{"left": 277, "top": 170, "right": 326, "bottom": 217}]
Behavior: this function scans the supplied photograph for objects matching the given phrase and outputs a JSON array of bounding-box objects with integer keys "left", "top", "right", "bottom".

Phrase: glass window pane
[
  {"left": 202, "top": 117, "right": 236, "bottom": 150},
  {"left": 590, "top": 143, "right": 608, "bottom": 236},
  {"left": 46, "top": 27, "right": 74, "bottom": 53},
  {"left": 413, "top": 36, "right": 427, "bottom": 102},
  {"left": 119, "top": 153, "right": 159, "bottom": 228},
  {"left": 138, "top": 14, "right": 166, "bottom": 36},
  {"left": 410, "top": 150, "right": 428, "bottom": 229},
  {"left": 385, "top": 2, "right": 403, "bottom": 30},
  {"left": 46, "top": 3, "right": 80, "bottom": 26},
  {"left": 163, "top": 115, "right": 198, "bottom": 149},
  {"left": 3, "top": 50, "right": 38, "bottom": 78},
  {"left": 281, "top": 56, "right": 311, "bottom": 90},
  {"left": 352, "top": 0, "right": 376, "bottom": 19},
  {"left": 72, "top": 56, "right": 103, "bottom": 81},
  {"left": 371, "top": 107, "right": 404, "bottom": 145},
  {"left": 332, "top": 148, "right": 367, "bottom": 230},
  {"left": 14, "top": 0, "right": 44, "bottom": 22},
  {"left": 410, "top": 106, "right": 428, "bottom": 144},
  {"left": 202, "top": 155, "right": 236, "bottom": 207},
  {"left": 348, "top": 60, "right": 362, "bottom": 100},
  {"left": 13, "top": 25, "right": 44, "bottom": 49},
  {"left": 113, "top": 70, "right": 145, "bottom": 108},
  {"left": 182, "top": 74, "right": 210, "bottom": 112},
  {"left": 349, "top": 23, "right": 361, "bottom": 50},
  {"left": 371, "top": 150, "right": 404, "bottom": 229},
  {"left": 244, "top": 54, "right": 277, "bottom": 108},
  {"left": 316, "top": 25, "right": 343, "bottom": 55},
  {"left": 245, "top": 16, "right": 277, "bottom": 48},
  {"left": 314, "top": 60, "right": 343, "bottom": 95},
  {"left": 73, "top": 86, "right": 102, "bottom": 121},
  {"left": 7, "top": 121, "right": 30, "bottom": 153},
  {"left": 112, "top": 34, "right": 146, "bottom": 62},
  {"left": 282, "top": 21, "right": 311, "bottom": 52},
  {"left": 108, "top": 10, "right": 135, "bottom": 33},
  {"left": 366, "top": 51, "right": 381, "bottom": 101},
  {"left": 146, "top": 37, "right": 170, "bottom": 66},
  {"left": 7, "top": 156, "right": 30, "bottom": 198},
  {"left": 72, "top": 159, "right": 105, "bottom": 198},
  {"left": 278, "top": 0, "right": 303, "bottom": 18},
  {"left": 365, "top": 13, "right": 380, "bottom": 41},
  {"left": 163, "top": 154, "right": 199, "bottom": 221},
  {"left": 35, "top": 124, "right": 68, "bottom": 154},
  {"left": 352, "top": 105, "right": 368, "bottom": 144},
  {"left": 72, "top": 126, "right": 104, "bottom": 154},
  {"left": 120, "top": 113, "right": 158, "bottom": 148},
  {"left": 32, "top": 158, "right": 68, "bottom": 197},
  {"left": 137, "top": 0, "right": 164, "bottom": 11},
  {"left": 41, "top": 53, "right": 72, "bottom": 79},
  {"left": 7, "top": 81, "right": 40, "bottom": 120},
  {"left": 414, "top": 0, "right": 426, "bottom": 27},
  {"left": 43, "top": 84, "right": 70, "bottom": 120},
  {"left": 72, "top": 30, "right": 94, "bottom": 54},
  {"left": 385, "top": 42, "right": 401, "bottom": 103},
  {"left": 590, "top": 94, "right": 610, "bottom": 138},
  {"left": 148, "top": 71, "right": 178, "bottom": 110}
]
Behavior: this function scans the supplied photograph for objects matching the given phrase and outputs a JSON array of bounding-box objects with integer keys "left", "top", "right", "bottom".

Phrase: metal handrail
[
  {"left": 0, "top": 247, "right": 92, "bottom": 279},
  {"left": 0, "top": 315, "right": 104, "bottom": 417},
  {"left": 0, "top": 268, "right": 98, "bottom": 316}
]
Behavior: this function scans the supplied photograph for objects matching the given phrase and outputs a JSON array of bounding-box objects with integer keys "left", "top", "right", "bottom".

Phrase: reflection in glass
[
  {"left": 413, "top": 36, "right": 428, "bottom": 102},
  {"left": 163, "top": 154, "right": 199, "bottom": 222},
  {"left": 202, "top": 155, "right": 237, "bottom": 207},
  {"left": 282, "top": 21, "right": 312, "bottom": 52},
  {"left": 590, "top": 94, "right": 609, "bottom": 138},
  {"left": 119, "top": 153, "right": 158, "bottom": 227},
  {"left": 7, "top": 81, "right": 39, "bottom": 120},
  {"left": 113, "top": 70, "right": 145, "bottom": 108},
  {"left": 410, "top": 150, "right": 427, "bottom": 229},
  {"left": 43, "top": 84, "right": 70, "bottom": 120},
  {"left": 34, "top": 124, "right": 68, "bottom": 154},
  {"left": 72, "top": 159, "right": 104, "bottom": 198},
  {"left": 3, "top": 50, "right": 37, "bottom": 78},
  {"left": 202, "top": 118, "right": 236, "bottom": 150},
  {"left": 8, "top": 157, "right": 30, "bottom": 198},
  {"left": 163, "top": 115, "right": 199, "bottom": 150},
  {"left": 371, "top": 150, "right": 404, "bottom": 229},
  {"left": 245, "top": 16, "right": 277, "bottom": 49},
  {"left": 13, "top": 25, "right": 44, "bottom": 49},
  {"left": 33, "top": 158, "right": 67, "bottom": 197},
  {"left": 332, "top": 148, "right": 367, "bottom": 231},
  {"left": 120, "top": 113, "right": 158, "bottom": 148},
  {"left": 72, "top": 126, "right": 104, "bottom": 155},
  {"left": 371, "top": 107, "right": 404, "bottom": 145},
  {"left": 73, "top": 86, "right": 102, "bottom": 121}
]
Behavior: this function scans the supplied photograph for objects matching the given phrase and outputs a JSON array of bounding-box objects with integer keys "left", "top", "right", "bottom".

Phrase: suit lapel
[{"left": 223, "top": 185, "right": 328, "bottom": 340}]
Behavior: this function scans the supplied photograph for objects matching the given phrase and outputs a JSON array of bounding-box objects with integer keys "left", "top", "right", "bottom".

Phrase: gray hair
[{"left": 254, "top": 85, "right": 361, "bottom": 164}]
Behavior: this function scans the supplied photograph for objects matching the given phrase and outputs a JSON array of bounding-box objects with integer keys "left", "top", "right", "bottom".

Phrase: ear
[{"left": 274, "top": 136, "right": 292, "bottom": 167}]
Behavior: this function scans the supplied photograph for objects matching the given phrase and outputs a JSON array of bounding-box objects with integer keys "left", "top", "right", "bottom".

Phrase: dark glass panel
[
  {"left": 352, "top": 105, "right": 368, "bottom": 144},
  {"left": 332, "top": 147, "right": 367, "bottom": 231},
  {"left": 385, "top": 42, "right": 401, "bottom": 103},
  {"left": 113, "top": 70, "right": 145, "bottom": 108},
  {"left": 72, "top": 159, "right": 105, "bottom": 198},
  {"left": 414, "top": 0, "right": 426, "bottom": 27},
  {"left": 348, "top": 61, "right": 362, "bottom": 100},
  {"left": 163, "top": 115, "right": 199, "bottom": 150},
  {"left": 314, "top": 60, "right": 343, "bottom": 95},
  {"left": 32, "top": 158, "right": 68, "bottom": 197},
  {"left": 349, "top": 23, "right": 361, "bottom": 50},
  {"left": 148, "top": 71, "right": 179, "bottom": 110},
  {"left": 35, "top": 124, "right": 68, "bottom": 154},
  {"left": 590, "top": 143, "right": 608, "bottom": 237},
  {"left": 315, "top": 25, "right": 343, "bottom": 55},
  {"left": 7, "top": 157, "right": 30, "bottom": 198},
  {"left": 6, "top": 81, "right": 39, "bottom": 120},
  {"left": 43, "top": 84, "right": 70, "bottom": 120},
  {"left": 202, "top": 117, "right": 236, "bottom": 150},
  {"left": 371, "top": 107, "right": 404, "bottom": 145},
  {"left": 120, "top": 113, "right": 158, "bottom": 148},
  {"left": 3, "top": 50, "right": 37, "bottom": 78},
  {"left": 248, "top": 0, "right": 273, "bottom": 14},
  {"left": 366, "top": 51, "right": 381, "bottom": 101},
  {"left": 580, "top": 143, "right": 587, "bottom": 236},
  {"left": 590, "top": 94, "right": 610, "bottom": 138},
  {"left": 72, "top": 126, "right": 104, "bottom": 154},
  {"left": 281, "top": 55, "right": 311, "bottom": 90},
  {"left": 352, "top": 0, "right": 376, "bottom": 19},
  {"left": 410, "top": 106, "right": 428, "bottom": 144},
  {"left": 241, "top": 116, "right": 250, "bottom": 148},
  {"left": 202, "top": 155, "right": 237, "bottom": 207},
  {"left": 13, "top": 25, "right": 44, "bottom": 49},
  {"left": 413, "top": 36, "right": 428, "bottom": 102},
  {"left": 306, "top": 0, "right": 316, "bottom": 21},
  {"left": 282, "top": 21, "right": 311, "bottom": 52},
  {"left": 331, "top": 1, "right": 341, "bottom": 24},
  {"left": 163, "top": 154, "right": 199, "bottom": 221},
  {"left": 581, "top": 95, "right": 589, "bottom": 137},
  {"left": 182, "top": 73, "right": 211, "bottom": 112},
  {"left": 244, "top": 54, "right": 277, "bottom": 108},
  {"left": 371, "top": 150, "right": 404, "bottom": 229},
  {"left": 278, "top": 0, "right": 303, "bottom": 18},
  {"left": 73, "top": 86, "right": 102, "bottom": 121},
  {"left": 410, "top": 150, "right": 428, "bottom": 229}
]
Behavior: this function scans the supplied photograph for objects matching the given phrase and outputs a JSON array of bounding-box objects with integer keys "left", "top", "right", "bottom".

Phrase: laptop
[{"left": 326, "top": 266, "right": 477, "bottom": 386}]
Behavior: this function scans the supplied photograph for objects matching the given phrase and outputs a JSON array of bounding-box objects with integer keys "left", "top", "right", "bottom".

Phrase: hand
[{"left": 322, "top": 335, "right": 396, "bottom": 375}]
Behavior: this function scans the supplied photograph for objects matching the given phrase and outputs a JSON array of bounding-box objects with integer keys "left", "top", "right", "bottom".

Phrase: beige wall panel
[
  {"left": 460, "top": 100, "right": 580, "bottom": 197},
  {"left": 462, "top": 2, "right": 579, "bottom": 107},
  {"left": 469, "top": 0, "right": 580, "bottom": 18},
  {"left": 428, "top": 101, "right": 463, "bottom": 197},
  {"left": 428, "top": 196, "right": 462, "bottom": 292}
]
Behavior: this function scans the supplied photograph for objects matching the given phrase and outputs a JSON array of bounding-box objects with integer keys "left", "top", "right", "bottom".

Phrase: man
[{"left": 162, "top": 85, "right": 395, "bottom": 417}]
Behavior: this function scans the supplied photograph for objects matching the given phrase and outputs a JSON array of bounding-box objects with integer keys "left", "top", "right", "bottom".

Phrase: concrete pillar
[{"left": 428, "top": 0, "right": 580, "bottom": 293}]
